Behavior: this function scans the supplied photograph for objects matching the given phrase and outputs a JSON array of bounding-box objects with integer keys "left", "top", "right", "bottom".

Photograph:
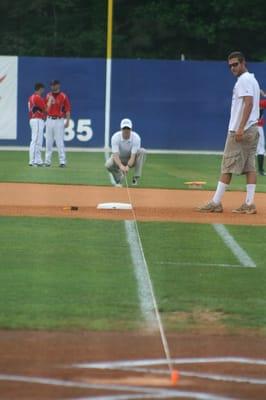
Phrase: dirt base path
[
  {"left": 0, "top": 182, "right": 266, "bottom": 225},
  {"left": 0, "top": 330, "right": 265, "bottom": 400}
]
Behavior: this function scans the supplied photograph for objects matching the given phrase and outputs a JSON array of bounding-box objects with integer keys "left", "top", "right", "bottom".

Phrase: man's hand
[
  {"left": 64, "top": 119, "right": 70, "bottom": 128},
  {"left": 120, "top": 164, "right": 129, "bottom": 173},
  {"left": 235, "top": 128, "right": 244, "bottom": 142}
]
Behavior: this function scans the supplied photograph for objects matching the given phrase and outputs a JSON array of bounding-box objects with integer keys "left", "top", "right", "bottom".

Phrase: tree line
[{"left": 0, "top": 0, "right": 266, "bottom": 61}]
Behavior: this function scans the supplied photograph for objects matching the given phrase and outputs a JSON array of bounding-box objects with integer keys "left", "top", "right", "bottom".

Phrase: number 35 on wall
[{"left": 64, "top": 119, "right": 93, "bottom": 142}]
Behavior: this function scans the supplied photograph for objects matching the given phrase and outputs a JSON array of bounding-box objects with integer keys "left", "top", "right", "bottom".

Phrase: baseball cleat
[
  {"left": 132, "top": 176, "right": 139, "bottom": 186},
  {"left": 59, "top": 164, "right": 66, "bottom": 168},
  {"left": 197, "top": 201, "right": 223, "bottom": 213},
  {"left": 44, "top": 163, "right": 51, "bottom": 167},
  {"left": 232, "top": 203, "right": 257, "bottom": 214}
]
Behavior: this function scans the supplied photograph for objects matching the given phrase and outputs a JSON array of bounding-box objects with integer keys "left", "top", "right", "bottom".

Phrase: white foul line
[
  {"left": 213, "top": 224, "right": 256, "bottom": 268},
  {"left": 73, "top": 356, "right": 266, "bottom": 369},
  {"left": 125, "top": 220, "right": 157, "bottom": 327},
  {"left": 0, "top": 374, "right": 235, "bottom": 400}
]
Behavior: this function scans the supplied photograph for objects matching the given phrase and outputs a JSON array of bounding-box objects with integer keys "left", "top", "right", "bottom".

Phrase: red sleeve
[
  {"left": 63, "top": 94, "right": 71, "bottom": 113},
  {"left": 260, "top": 99, "right": 266, "bottom": 109}
]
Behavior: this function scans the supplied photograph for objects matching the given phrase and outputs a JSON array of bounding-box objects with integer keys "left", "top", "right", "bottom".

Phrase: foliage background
[{"left": 0, "top": 0, "right": 266, "bottom": 60}]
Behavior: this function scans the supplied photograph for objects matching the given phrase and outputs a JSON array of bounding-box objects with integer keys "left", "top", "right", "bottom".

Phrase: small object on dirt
[
  {"left": 171, "top": 369, "right": 180, "bottom": 385},
  {"left": 63, "top": 206, "right": 79, "bottom": 211},
  {"left": 97, "top": 202, "right": 132, "bottom": 210},
  {"left": 184, "top": 181, "right": 206, "bottom": 189}
]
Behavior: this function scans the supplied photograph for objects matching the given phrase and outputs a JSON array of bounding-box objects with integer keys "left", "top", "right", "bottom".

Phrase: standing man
[
  {"left": 105, "top": 118, "right": 146, "bottom": 187},
  {"left": 28, "top": 82, "right": 46, "bottom": 166},
  {"left": 44, "top": 80, "right": 71, "bottom": 167},
  {"left": 256, "top": 93, "right": 266, "bottom": 175},
  {"left": 198, "top": 51, "right": 260, "bottom": 214}
]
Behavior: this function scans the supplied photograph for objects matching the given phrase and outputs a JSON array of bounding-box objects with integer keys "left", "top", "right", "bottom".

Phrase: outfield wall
[{"left": 0, "top": 56, "right": 265, "bottom": 151}]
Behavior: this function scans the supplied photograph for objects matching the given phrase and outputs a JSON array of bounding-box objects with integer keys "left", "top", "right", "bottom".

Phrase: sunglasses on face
[{"left": 228, "top": 62, "right": 240, "bottom": 68}]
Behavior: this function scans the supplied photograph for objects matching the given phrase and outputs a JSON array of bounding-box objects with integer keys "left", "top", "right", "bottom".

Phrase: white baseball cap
[{"left": 120, "top": 118, "right": 132, "bottom": 129}]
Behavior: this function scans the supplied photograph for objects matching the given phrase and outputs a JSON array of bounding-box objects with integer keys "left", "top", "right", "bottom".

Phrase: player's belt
[{"left": 48, "top": 116, "right": 63, "bottom": 119}]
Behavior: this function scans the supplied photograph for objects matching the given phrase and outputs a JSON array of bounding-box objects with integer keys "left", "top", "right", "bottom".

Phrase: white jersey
[
  {"left": 111, "top": 130, "right": 141, "bottom": 159},
  {"left": 228, "top": 71, "right": 260, "bottom": 132}
]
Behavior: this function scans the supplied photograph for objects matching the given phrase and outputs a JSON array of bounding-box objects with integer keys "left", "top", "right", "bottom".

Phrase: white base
[{"left": 97, "top": 202, "right": 132, "bottom": 210}]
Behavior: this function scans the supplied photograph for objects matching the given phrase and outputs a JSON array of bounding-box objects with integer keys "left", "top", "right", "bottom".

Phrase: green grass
[
  {"left": 139, "top": 221, "right": 266, "bottom": 332},
  {"left": 0, "top": 217, "right": 139, "bottom": 330},
  {"left": 0, "top": 150, "right": 266, "bottom": 333},
  {"left": 1, "top": 150, "right": 266, "bottom": 191},
  {"left": 0, "top": 216, "right": 265, "bottom": 333},
  {"left": 0, "top": 151, "right": 109, "bottom": 186}
]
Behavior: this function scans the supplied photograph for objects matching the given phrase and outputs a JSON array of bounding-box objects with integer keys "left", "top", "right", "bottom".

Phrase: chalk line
[
  {"left": 73, "top": 356, "right": 266, "bottom": 369},
  {"left": 213, "top": 224, "right": 256, "bottom": 268},
  {"left": 0, "top": 373, "right": 234, "bottom": 400},
  {"left": 125, "top": 220, "right": 156, "bottom": 327}
]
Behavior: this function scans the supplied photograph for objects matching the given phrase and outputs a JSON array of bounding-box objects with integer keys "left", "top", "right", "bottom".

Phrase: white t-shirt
[
  {"left": 111, "top": 131, "right": 141, "bottom": 159},
  {"left": 228, "top": 71, "right": 260, "bottom": 132}
]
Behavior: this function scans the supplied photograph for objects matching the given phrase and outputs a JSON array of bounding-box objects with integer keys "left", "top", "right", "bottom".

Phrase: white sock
[
  {"left": 245, "top": 184, "right": 256, "bottom": 205},
  {"left": 212, "top": 181, "right": 228, "bottom": 204}
]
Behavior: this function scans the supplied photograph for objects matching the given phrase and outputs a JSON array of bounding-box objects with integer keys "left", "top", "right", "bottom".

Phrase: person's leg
[
  {"left": 54, "top": 119, "right": 66, "bottom": 165},
  {"left": 29, "top": 119, "right": 38, "bottom": 165},
  {"left": 36, "top": 119, "right": 45, "bottom": 165},
  {"left": 257, "top": 127, "right": 265, "bottom": 175},
  {"left": 232, "top": 126, "right": 258, "bottom": 214},
  {"left": 212, "top": 173, "right": 232, "bottom": 204},
  {"left": 132, "top": 148, "right": 146, "bottom": 184},
  {"left": 198, "top": 133, "right": 236, "bottom": 212},
  {"left": 245, "top": 171, "right": 256, "bottom": 204},
  {"left": 45, "top": 119, "right": 54, "bottom": 165},
  {"left": 105, "top": 156, "right": 124, "bottom": 184}
]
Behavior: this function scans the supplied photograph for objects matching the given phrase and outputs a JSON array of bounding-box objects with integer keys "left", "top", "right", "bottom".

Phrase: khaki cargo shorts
[{"left": 221, "top": 125, "right": 259, "bottom": 174}]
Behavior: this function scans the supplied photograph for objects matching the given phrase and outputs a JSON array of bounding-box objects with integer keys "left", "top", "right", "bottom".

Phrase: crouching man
[{"left": 105, "top": 118, "right": 146, "bottom": 187}]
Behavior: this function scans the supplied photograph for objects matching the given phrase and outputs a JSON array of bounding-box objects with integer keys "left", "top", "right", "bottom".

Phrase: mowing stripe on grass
[
  {"left": 213, "top": 224, "right": 256, "bottom": 268},
  {"left": 157, "top": 262, "right": 243, "bottom": 268}
]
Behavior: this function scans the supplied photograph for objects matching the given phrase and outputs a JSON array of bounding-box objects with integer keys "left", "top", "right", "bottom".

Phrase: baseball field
[{"left": 0, "top": 150, "right": 266, "bottom": 399}]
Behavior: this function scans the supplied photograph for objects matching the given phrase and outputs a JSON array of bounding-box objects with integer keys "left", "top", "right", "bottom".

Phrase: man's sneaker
[
  {"left": 232, "top": 203, "right": 257, "bottom": 214},
  {"left": 197, "top": 201, "right": 223, "bottom": 213},
  {"left": 259, "top": 170, "right": 266, "bottom": 176},
  {"left": 115, "top": 183, "right": 122, "bottom": 188},
  {"left": 59, "top": 164, "right": 66, "bottom": 168},
  {"left": 132, "top": 176, "right": 139, "bottom": 186}
]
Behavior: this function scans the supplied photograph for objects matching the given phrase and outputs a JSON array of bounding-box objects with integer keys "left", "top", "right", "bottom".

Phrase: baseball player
[
  {"left": 198, "top": 51, "right": 260, "bottom": 214},
  {"left": 44, "top": 80, "right": 71, "bottom": 167},
  {"left": 105, "top": 118, "right": 146, "bottom": 186},
  {"left": 257, "top": 95, "right": 266, "bottom": 175},
  {"left": 28, "top": 82, "right": 47, "bottom": 166}
]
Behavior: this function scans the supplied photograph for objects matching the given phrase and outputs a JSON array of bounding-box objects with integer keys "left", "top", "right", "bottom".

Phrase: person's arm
[
  {"left": 64, "top": 95, "right": 71, "bottom": 127},
  {"left": 127, "top": 153, "right": 136, "bottom": 167},
  {"left": 113, "top": 153, "right": 129, "bottom": 173},
  {"left": 235, "top": 96, "right": 253, "bottom": 142}
]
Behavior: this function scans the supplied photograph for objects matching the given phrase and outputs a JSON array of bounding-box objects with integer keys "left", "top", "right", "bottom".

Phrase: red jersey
[
  {"left": 28, "top": 93, "right": 46, "bottom": 119},
  {"left": 258, "top": 99, "right": 266, "bottom": 127},
  {"left": 46, "top": 92, "right": 71, "bottom": 118}
]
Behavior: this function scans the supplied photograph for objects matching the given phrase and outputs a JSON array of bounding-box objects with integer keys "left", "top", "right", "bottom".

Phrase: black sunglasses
[{"left": 228, "top": 62, "right": 240, "bottom": 68}]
